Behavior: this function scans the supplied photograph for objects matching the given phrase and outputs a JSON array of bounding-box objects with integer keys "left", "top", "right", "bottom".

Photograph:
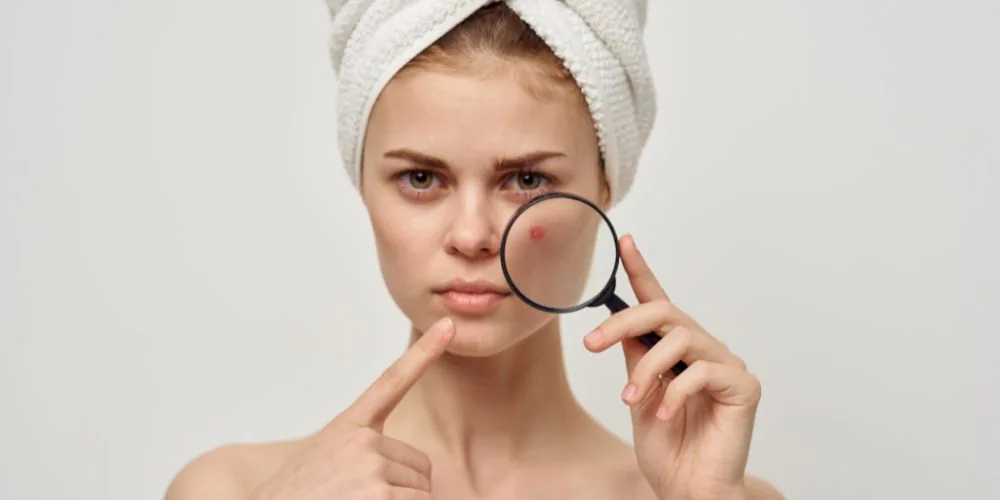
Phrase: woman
[{"left": 166, "top": 2, "right": 782, "bottom": 499}]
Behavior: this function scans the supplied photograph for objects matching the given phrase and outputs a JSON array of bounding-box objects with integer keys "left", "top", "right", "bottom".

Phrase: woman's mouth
[
  {"left": 438, "top": 290, "right": 509, "bottom": 313},
  {"left": 434, "top": 279, "right": 511, "bottom": 314}
]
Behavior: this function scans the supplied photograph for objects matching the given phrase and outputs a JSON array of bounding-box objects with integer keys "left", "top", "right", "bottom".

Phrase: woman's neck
[{"left": 384, "top": 318, "right": 606, "bottom": 485}]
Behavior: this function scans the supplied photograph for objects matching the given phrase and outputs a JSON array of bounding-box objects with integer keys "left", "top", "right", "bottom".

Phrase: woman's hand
[
  {"left": 247, "top": 317, "right": 456, "bottom": 500},
  {"left": 583, "top": 235, "right": 763, "bottom": 500}
]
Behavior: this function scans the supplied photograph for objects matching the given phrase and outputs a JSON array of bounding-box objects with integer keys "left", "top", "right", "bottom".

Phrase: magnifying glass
[{"left": 499, "top": 192, "right": 687, "bottom": 376}]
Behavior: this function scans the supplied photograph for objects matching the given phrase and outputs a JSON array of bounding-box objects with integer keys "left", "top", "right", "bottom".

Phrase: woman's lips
[{"left": 437, "top": 290, "right": 509, "bottom": 313}]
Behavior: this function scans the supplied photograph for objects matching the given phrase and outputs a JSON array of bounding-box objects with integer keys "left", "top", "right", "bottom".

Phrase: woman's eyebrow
[
  {"left": 495, "top": 151, "right": 566, "bottom": 172},
  {"left": 383, "top": 148, "right": 566, "bottom": 171},
  {"left": 383, "top": 149, "right": 447, "bottom": 169}
]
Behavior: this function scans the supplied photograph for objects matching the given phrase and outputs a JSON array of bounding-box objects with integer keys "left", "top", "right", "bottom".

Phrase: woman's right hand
[{"left": 248, "top": 317, "right": 456, "bottom": 500}]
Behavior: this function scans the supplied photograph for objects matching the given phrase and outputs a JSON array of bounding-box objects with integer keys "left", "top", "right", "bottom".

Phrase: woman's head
[{"left": 358, "top": 4, "right": 609, "bottom": 355}]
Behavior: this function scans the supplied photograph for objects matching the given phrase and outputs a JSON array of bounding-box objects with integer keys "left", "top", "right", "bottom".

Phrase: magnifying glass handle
[{"left": 604, "top": 294, "right": 688, "bottom": 376}]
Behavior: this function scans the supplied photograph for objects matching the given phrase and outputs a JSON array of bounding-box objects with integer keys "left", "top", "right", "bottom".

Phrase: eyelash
[{"left": 394, "top": 167, "right": 555, "bottom": 199}]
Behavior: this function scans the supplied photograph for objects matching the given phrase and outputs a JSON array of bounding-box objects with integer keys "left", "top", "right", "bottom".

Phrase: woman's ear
[
  {"left": 594, "top": 155, "right": 612, "bottom": 210},
  {"left": 598, "top": 176, "right": 612, "bottom": 211}
]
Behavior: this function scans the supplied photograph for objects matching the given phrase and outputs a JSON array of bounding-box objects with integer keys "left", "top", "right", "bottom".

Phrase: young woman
[{"left": 166, "top": 3, "right": 782, "bottom": 499}]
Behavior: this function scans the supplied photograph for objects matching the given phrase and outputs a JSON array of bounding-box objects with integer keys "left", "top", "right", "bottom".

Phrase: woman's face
[{"left": 360, "top": 65, "right": 608, "bottom": 356}]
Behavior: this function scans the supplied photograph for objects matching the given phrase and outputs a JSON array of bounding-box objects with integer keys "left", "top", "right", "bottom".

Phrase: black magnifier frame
[{"left": 499, "top": 192, "right": 688, "bottom": 376}]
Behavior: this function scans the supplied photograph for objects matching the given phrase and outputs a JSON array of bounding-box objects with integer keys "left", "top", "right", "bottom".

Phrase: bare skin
[
  {"left": 164, "top": 67, "right": 783, "bottom": 500},
  {"left": 164, "top": 320, "right": 778, "bottom": 500},
  {"left": 165, "top": 321, "right": 663, "bottom": 500}
]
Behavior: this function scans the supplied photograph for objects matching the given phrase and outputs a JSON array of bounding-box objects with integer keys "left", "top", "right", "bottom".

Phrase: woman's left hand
[{"left": 583, "top": 234, "right": 762, "bottom": 500}]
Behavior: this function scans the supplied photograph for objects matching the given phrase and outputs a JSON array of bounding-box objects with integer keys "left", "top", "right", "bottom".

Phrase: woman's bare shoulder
[
  {"left": 604, "top": 441, "right": 782, "bottom": 500},
  {"left": 620, "top": 470, "right": 783, "bottom": 500},
  {"left": 744, "top": 475, "right": 785, "bottom": 500},
  {"left": 163, "top": 438, "right": 308, "bottom": 500}
]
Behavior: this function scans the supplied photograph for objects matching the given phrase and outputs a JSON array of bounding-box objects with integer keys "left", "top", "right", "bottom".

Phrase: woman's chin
[
  {"left": 409, "top": 305, "right": 552, "bottom": 358},
  {"left": 441, "top": 319, "right": 530, "bottom": 357}
]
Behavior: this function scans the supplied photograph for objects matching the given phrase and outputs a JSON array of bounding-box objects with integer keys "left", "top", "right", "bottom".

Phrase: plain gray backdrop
[{"left": 1, "top": 1, "right": 997, "bottom": 498}]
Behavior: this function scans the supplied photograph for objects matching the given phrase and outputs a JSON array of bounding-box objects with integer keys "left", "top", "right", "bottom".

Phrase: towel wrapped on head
[{"left": 324, "top": 0, "right": 655, "bottom": 205}]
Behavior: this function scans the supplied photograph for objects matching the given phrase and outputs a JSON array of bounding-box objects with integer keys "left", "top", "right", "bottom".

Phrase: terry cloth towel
[{"left": 324, "top": 0, "right": 656, "bottom": 205}]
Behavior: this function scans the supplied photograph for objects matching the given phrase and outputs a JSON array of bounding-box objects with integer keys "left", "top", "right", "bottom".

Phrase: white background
[{"left": 1, "top": 1, "right": 997, "bottom": 499}]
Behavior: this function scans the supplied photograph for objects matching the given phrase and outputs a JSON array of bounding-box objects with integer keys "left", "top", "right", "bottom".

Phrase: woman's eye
[
  {"left": 515, "top": 172, "right": 543, "bottom": 190},
  {"left": 405, "top": 170, "right": 435, "bottom": 189},
  {"left": 506, "top": 171, "right": 551, "bottom": 193}
]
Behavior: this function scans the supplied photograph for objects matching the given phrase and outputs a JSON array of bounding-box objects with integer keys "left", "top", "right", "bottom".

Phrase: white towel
[{"left": 324, "top": 0, "right": 655, "bottom": 205}]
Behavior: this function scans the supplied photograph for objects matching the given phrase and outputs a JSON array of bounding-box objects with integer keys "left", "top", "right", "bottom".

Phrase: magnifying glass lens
[{"left": 501, "top": 195, "right": 618, "bottom": 312}]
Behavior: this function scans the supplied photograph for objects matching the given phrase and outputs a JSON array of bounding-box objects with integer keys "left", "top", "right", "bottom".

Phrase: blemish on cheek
[{"left": 529, "top": 225, "right": 546, "bottom": 241}]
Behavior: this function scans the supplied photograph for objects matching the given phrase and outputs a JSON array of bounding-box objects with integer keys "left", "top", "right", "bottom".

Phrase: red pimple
[{"left": 529, "top": 225, "right": 546, "bottom": 241}]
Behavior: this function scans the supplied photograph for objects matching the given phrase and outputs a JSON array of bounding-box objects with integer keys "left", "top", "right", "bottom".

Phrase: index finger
[
  {"left": 620, "top": 234, "right": 670, "bottom": 303},
  {"left": 345, "top": 316, "right": 455, "bottom": 428}
]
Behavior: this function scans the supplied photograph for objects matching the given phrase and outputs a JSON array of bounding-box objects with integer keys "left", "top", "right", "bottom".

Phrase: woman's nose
[{"left": 444, "top": 197, "right": 501, "bottom": 259}]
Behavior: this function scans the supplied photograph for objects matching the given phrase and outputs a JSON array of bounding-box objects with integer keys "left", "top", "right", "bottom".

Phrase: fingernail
[
  {"left": 656, "top": 405, "right": 670, "bottom": 421},
  {"left": 621, "top": 384, "right": 636, "bottom": 403},
  {"left": 584, "top": 329, "right": 602, "bottom": 346}
]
